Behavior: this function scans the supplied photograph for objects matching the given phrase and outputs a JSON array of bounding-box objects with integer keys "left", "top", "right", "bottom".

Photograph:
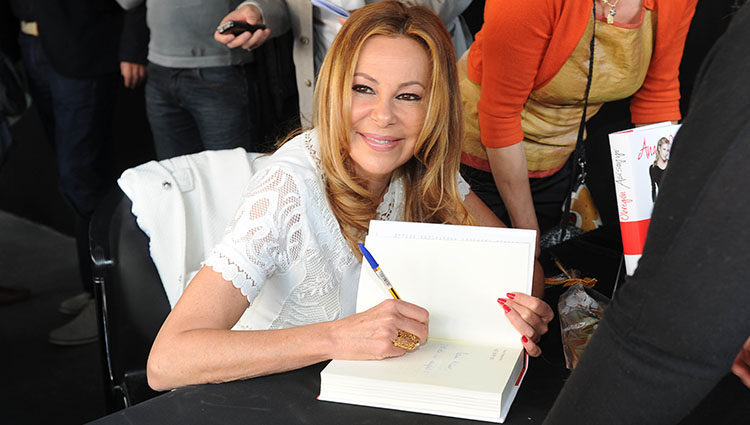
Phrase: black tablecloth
[{"left": 89, "top": 350, "right": 569, "bottom": 425}]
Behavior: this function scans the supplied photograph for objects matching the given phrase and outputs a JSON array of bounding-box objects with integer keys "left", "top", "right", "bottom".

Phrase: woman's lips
[{"left": 358, "top": 132, "right": 402, "bottom": 152}]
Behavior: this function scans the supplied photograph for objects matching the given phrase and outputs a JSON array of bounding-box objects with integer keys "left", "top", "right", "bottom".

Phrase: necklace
[{"left": 599, "top": 0, "right": 621, "bottom": 24}]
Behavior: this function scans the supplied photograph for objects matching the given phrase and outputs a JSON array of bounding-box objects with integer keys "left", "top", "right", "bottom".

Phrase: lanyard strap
[{"left": 559, "top": 0, "right": 597, "bottom": 226}]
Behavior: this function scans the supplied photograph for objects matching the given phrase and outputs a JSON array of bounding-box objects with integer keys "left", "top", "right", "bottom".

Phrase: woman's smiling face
[
  {"left": 348, "top": 35, "right": 430, "bottom": 195},
  {"left": 657, "top": 141, "right": 670, "bottom": 162}
]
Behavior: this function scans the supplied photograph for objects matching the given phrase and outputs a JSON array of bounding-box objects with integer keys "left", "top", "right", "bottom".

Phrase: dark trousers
[
  {"left": 460, "top": 160, "right": 572, "bottom": 233},
  {"left": 19, "top": 34, "right": 117, "bottom": 293},
  {"left": 145, "top": 62, "right": 258, "bottom": 160}
]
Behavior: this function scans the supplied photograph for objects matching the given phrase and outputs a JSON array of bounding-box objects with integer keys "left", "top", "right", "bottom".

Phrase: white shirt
[{"left": 204, "top": 130, "right": 470, "bottom": 330}]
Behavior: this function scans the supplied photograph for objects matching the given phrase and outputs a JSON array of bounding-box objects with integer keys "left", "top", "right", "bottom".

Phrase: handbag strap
[{"left": 559, "top": 0, "right": 597, "bottom": 227}]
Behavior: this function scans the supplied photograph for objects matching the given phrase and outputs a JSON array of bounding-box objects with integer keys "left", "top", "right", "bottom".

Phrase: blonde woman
[
  {"left": 649, "top": 137, "right": 670, "bottom": 201},
  {"left": 147, "top": 1, "right": 553, "bottom": 391}
]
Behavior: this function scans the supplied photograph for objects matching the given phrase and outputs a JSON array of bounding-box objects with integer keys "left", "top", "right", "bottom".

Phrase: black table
[
  {"left": 90, "top": 229, "right": 626, "bottom": 425},
  {"left": 89, "top": 346, "right": 571, "bottom": 425}
]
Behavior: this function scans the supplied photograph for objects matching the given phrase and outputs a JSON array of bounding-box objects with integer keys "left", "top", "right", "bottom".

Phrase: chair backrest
[
  {"left": 90, "top": 146, "right": 257, "bottom": 412},
  {"left": 90, "top": 187, "right": 170, "bottom": 412}
]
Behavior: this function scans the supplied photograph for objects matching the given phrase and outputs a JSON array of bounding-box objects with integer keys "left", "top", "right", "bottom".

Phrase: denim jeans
[
  {"left": 145, "top": 62, "right": 259, "bottom": 160},
  {"left": 19, "top": 34, "right": 117, "bottom": 292}
]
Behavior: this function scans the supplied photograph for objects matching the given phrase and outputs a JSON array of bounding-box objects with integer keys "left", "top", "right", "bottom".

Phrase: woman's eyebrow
[
  {"left": 353, "top": 72, "right": 425, "bottom": 90},
  {"left": 353, "top": 72, "right": 378, "bottom": 84}
]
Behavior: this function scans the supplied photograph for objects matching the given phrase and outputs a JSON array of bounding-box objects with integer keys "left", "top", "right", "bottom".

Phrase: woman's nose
[{"left": 370, "top": 98, "right": 395, "bottom": 127}]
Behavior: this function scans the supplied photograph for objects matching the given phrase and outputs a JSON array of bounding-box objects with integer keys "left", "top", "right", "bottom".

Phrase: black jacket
[{"left": 10, "top": 0, "right": 147, "bottom": 78}]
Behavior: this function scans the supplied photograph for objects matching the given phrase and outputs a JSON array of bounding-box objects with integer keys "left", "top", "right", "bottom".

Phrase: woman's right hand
[
  {"left": 328, "top": 299, "right": 429, "bottom": 360},
  {"left": 214, "top": 3, "right": 271, "bottom": 50}
]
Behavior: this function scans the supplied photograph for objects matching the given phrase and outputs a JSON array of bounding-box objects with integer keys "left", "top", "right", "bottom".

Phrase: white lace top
[{"left": 205, "top": 130, "right": 470, "bottom": 330}]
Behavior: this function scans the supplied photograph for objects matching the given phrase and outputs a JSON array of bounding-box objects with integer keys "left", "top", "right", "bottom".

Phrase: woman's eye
[
  {"left": 397, "top": 93, "right": 422, "bottom": 101},
  {"left": 352, "top": 84, "right": 373, "bottom": 94}
]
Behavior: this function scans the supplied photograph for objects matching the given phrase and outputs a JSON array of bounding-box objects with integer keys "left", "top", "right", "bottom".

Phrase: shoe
[
  {"left": 58, "top": 291, "right": 93, "bottom": 315},
  {"left": 0, "top": 286, "right": 30, "bottom": 305},
  {"left": 49, "top": 299, "right": 99, "bottom": 346}
]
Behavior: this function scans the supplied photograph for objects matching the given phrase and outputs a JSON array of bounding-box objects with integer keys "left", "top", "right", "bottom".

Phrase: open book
[
  {"left": 609, "top": 122, "right": 680, "bottom": 275},
  {"left": 318, "top": 221, "right": 536, "bottom": 423}
]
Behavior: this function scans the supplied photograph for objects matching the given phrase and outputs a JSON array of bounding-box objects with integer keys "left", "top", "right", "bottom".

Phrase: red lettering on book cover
[{"left": 637, "top": 138, "right": 658, "bottom": 160}]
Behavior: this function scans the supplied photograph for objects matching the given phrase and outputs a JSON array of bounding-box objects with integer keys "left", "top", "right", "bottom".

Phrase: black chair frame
[{"left": 89, "top": 187, "right": 170, "bottom": 412}]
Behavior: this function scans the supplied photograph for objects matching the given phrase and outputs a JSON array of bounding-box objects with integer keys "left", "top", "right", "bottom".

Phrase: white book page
[
  {"left": 368, "top": 220, "right": 536, "bottom": 244},
  {"left": 357, "top": 221, "right": 536, "bottom": 346},
  {"left": 323, "top": 338, "right": 524, "bottom": 394}
]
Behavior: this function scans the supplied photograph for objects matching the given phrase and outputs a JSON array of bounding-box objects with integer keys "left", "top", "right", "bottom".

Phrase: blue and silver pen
[{"left": 358, "top": 243, "right": 401, "bottom": 300}]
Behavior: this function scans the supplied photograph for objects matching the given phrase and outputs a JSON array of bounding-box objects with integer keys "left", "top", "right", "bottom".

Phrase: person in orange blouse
[{"left": 459, "top": 0, "right": 697, "bottom": 247}]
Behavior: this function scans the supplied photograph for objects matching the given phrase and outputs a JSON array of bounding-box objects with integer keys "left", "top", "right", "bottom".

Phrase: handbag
[{"left": 540, "top": 0, "right": 602, "bottom": 249}]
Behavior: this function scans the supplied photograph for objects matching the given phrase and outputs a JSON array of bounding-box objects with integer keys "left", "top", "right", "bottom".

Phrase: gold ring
[{"left": 392, "top": 329, "right": 420, "bottom": 351}]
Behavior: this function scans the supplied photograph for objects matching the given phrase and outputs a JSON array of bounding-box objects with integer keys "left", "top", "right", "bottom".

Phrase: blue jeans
[
  {"left": 19, "top": 34, "right": 117, "bottom": 292},
  {"left": 145, "top": 62, "right": 258, "bottom": 160}
]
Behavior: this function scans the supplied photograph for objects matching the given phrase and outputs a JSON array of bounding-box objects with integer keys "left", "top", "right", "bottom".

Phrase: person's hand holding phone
[{"left": 214, "top": 3, "right": 271, "bottom": 50}]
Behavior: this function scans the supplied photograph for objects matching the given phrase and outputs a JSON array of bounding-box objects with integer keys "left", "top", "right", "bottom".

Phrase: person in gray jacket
[
  {"left": 118, "top": 0, "right": 261, "bottom": 160},
  {"left": 215, "top": 0, "right": 472, "bottom": 127}
]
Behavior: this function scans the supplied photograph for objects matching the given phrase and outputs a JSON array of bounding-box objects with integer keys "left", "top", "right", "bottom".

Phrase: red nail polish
[
  {"left": 522, "top": 335, "right": 528, "bottom": 343},
  {"left": 502, "top": 304, "right": 511, "bottom": 313},
  {"left": 506, "top": 293, "right": 516, "bottom": 299},
  {"left": 497, "top": 298, "right": 507, "bottom": 304}
]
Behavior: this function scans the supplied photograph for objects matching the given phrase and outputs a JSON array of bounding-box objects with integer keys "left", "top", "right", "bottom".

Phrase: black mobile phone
[{"left": 216, "top": 21, "right": 267, "bottom": 36}]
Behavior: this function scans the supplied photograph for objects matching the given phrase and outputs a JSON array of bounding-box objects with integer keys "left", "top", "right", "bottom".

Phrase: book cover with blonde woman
[{"left": 609, "top": 122, "right": 680, "bottom": 275}]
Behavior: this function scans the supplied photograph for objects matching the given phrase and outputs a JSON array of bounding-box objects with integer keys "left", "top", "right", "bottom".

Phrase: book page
[
  {"left": 324, "top": 338, "right": 524, "bottom": 394},
  {"left": 357, "top": 221, "right": 536, "bottom": 346},
  {"left": 368, "top": 220, "right": 536, "bottom": 244}
]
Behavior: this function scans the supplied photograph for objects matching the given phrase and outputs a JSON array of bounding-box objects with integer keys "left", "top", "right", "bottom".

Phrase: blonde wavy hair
[
  {"left": 653, "top": 137, "right": 670, "bottom": 165},
  {"left": 313, "top": 1, "right": 474, "bottom": 256}
]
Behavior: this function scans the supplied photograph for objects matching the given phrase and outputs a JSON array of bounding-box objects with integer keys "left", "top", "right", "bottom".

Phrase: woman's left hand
[{"left": 498, "top": 292, "right": 554, "bottom": 357}]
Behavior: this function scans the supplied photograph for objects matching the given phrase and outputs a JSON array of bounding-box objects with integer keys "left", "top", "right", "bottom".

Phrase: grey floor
[{"left": 0, "top": 210, "right": 105, "bottom": 424}]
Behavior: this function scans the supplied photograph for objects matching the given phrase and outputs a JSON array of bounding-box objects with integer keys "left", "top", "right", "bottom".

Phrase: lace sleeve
[
  {"left": 457, "top": 172, "right": 470, "bottom": 200},
  {"left": 204, "top": 166, "right": 306, "bottom": 304}
]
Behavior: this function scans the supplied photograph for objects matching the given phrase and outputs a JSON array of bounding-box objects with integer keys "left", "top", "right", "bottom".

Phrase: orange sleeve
[
  {"left": 471, "top": 0, "right": 556, "bottom": 149},
  {"left": 630, "top": 0, "right": 698, "bottom": 124}
]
